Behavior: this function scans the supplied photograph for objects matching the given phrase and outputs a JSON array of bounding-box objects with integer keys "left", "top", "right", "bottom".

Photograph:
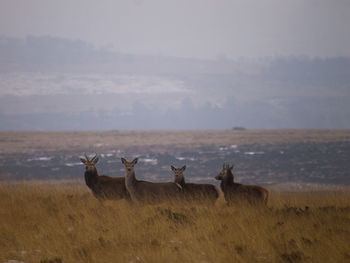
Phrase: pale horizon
[
  {"left": 1, "top": 0, "right": 350, "bottom": 59},
  {"left": 0, "top": 1, "right": 349, "bottom": 130}
]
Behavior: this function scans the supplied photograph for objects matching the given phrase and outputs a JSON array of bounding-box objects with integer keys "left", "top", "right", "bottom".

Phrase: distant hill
[{"left": 0, "top": 36, "right": 349, "bottom": 130}]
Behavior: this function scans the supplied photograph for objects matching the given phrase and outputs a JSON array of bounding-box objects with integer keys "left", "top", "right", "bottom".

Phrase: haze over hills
[{"left": 0, "top": 36, "right": 350, "bottom": 130}]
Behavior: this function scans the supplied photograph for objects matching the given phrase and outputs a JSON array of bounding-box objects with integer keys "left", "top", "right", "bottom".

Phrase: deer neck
[
  {"left": 175, "top": 177, "right": 186, "bottom": 187},
  {"left": 221, "top": 171, "right": 234, "bottom": 191},
  {"left": 84, "top": 167, "right": 99, "bottom": 189},
  {"left": 125, "top": 170, "right": 138, "bottom": 201}
]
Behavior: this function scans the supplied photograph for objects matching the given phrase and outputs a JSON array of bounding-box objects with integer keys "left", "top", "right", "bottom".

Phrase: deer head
[
  {"left": 215, "top": 164, "right": 234, "bottom": 182},
  {"left": 121, "top": 157, "right": 138, "bottom": 175},
  {"left": 171, "top": 165, "right": 186, "bottom": 184},
  {"left": 80, "top": 154, "right": 99, "bottom": 173}
]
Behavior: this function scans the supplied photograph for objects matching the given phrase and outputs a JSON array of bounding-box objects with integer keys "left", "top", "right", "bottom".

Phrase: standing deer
[
  {"left": 171, "top": 165, "right": 219, "bottom": 204},
  {"left": 215, "top": 164, "right": 268, "bottom": 205},
  {"left": 80, "top": 154, "right": 130, "bottom": 201},
  {"left": 121, "top": 158, "right": 182, "bottom": 204}
]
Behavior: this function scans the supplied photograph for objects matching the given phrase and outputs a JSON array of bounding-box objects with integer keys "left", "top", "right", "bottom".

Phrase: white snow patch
[
  {"left": 139, "top": 158, "right": 158, "bottom": 165},
  {"left": 175, "top": 157, "right": 196, "bottom": 161},
  {"left": 27, "top": 156, "right": 52, "bottom": 161},
  {"left": 244, "top": 151, "right": 265, "bottom": 155},
  {"left": 65, "top": 162, "right": 83, "bottom": 167}
]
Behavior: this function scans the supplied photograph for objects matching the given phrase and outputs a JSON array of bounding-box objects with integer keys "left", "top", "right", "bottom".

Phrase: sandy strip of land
[{"left": 0, "top": 129, "right": 349, "bottom": 154}]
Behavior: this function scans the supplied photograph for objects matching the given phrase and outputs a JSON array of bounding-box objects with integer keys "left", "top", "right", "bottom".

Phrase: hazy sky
[{"left": 1, "top": 0, "right": 350, "bottom": 59}]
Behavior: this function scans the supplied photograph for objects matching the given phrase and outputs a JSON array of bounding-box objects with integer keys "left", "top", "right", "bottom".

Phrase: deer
[
  {"left": 121, "top": 158, "right": 183, "bottom": 204},
  {"left": 170, "top": 165, "right": 220, "bottom": 204},
  {"left": 80, "top": 154, "right": 130, "bottom": 201},
  {"left": 215, "top": 164, "right": 269, "bottom": 206}
]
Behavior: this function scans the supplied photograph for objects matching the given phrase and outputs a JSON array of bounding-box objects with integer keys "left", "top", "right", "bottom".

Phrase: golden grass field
[{"left": 1, "top": 181, "right": 350, "bottom": 263}]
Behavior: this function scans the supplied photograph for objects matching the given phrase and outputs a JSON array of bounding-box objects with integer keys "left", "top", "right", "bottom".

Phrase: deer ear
[
  {"left": 181, "top": 165, "right": 186, "bottom": 171},
  {"left": 229, "top": 165, "right": 233, "bottom": 170},
  {"left": 121, "top": 158, "right": 126, "bottom": 164},
  {"left": 80, "top": 158, "right": 87, "bottom": 164},
  {"left": 93, "top": 157, "right": 99, "bottom": 165},
  {"left": 132, "top": 158, "right": 138, "bottom": 165},
  {"left": 171, "top": 165, "right": 176, "bottom": 171}
]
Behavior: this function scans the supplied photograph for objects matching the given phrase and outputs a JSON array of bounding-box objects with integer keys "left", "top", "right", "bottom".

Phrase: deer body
[
  {"left": 122, "top": 158, "right": 182, "bottom": 204},
  {"left": 171, "top": 165, "right": 219, "bottom": 204},
  {"left": 215, "top": 164, "right": 268, "bottom": 205},
  {"left": 81, "top": 155, "right": 130, "bottom": 201}
]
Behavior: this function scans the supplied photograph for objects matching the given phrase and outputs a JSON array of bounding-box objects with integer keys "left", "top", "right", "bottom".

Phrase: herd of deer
[{"left": 80, "top": 155, "right": 269, "bottom": 206}]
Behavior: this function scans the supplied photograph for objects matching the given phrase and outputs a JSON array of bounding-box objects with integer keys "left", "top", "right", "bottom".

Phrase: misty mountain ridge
[
  {"left": 0, "top": 36, "right": 349, "bottom": 130},
  {"left": 1, "top": 36, "right": 349, "bottom": 77}
]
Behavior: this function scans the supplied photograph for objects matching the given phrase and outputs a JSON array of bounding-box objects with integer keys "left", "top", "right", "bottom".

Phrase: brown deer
[
  {"left": 80, "top": 154, "right": 130, "bottom": 201},
  {"left": 171, "top": 165, "right": 220, "bottom": 204},
  {"left": 121, "top": 158, "right": 182, "bottom": 204},
  {"left": 215, "top": 164, "right": 268, "bottom": 205}
]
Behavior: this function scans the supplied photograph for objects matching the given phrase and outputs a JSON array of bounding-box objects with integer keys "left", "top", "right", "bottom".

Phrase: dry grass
[{"left": 1, "top": 182, "right": 350, "bottom": 263}]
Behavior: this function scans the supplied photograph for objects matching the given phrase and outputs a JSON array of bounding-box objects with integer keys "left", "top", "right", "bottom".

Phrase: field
[
  {"left": 0, "top": 183, "right": 350, "bottom": 263},
  {"left": 0, "top": 130, "right": 350, "bottom": 262}
]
